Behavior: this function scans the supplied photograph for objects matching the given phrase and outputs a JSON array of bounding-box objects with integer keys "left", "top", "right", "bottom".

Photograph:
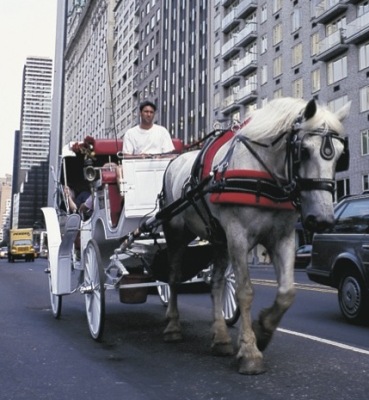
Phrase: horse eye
[{"left": 300, "top": 147, "right": 310, "bottom": 161}]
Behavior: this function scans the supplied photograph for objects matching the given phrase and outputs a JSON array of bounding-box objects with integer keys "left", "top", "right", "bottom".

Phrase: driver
[{"left": 122, "top": 100, "right": 174, "bottom": 156}]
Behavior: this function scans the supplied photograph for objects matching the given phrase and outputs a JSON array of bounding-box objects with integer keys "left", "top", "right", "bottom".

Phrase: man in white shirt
[{"left": 123, "top": 100, "right": 175, "bottom": 155}]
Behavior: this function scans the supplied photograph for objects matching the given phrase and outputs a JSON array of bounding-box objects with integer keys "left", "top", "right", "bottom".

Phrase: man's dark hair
[{"left": 139, "top": 100, "right": 157, "bottom": 112}]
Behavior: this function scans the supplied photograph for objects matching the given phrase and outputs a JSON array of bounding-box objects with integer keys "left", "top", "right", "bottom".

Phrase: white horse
[{"left": 159, "top": 97, "right": 350, "bottom": 374}]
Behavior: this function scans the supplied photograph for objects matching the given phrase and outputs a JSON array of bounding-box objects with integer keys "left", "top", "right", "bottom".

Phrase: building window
[
  {"left": 261, "top": 34, "right": 267, "bottom": 54},
  {"left": 292, "top": 78, "right": 303, "bottom": 98},
  {"left": 326, "top": 16, "right": 346, "bottom": 36},
  {"left": 261, "top": 4, "right": 267, "bottom": 23},
  {"left": 359, "top": 42, "right": 369, "bottom": 70},
  {"left": 311, "top": 32, "right": 320, "bottom": 57},
  {"left": 273, "top": 23, "right": 283, "bottom": 46},
  {"left": 311, "top": 69, "right": 320, "bottom": 93},
  {"left": 273, "top": 0, "right": 282, "bottom": 14},
  {"left": 358, "top": 1, "right": 369, "bottom": 17},
  {"left": 360, "top": 85, "right": 369, "bottom": 112},
  {"left": 292, "top": 43, "right": 303, "bottom": 66},
  {"left": 364, "top": 175, "right": 369, "bottom": 191},
  {"left": 336, "top": 178, "right": 350, "bottom": 201},
  {"left": 261, "top": 64, "right": 268, "bottom": 85},
  {"left": 361, "top": 129, "right": 369, "bottom": 155},
  {"left": 273, "top": 55, "right": 282, "bottom": 77},
  {"left": 327, "top": 56, "right": 347, "bottom": 85},
  {"left": 291, "top": 9, "right": 301, "bottom": 32},
  {"left": 328, "top": 95, "right": 348, "bottom": 113},
  {"left": 214, "top": 65, "right": 220, "bottom": 82},
  {"left": 274, "top": 88, "right": 283, "bottom": 98},
  {"left": 214, "top": 39, "right": 220, "bottom": 57}
]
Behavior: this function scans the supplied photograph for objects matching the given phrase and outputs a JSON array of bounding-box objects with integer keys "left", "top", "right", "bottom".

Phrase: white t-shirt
[{"left": 123, "top": 124, "right": 175, "bottom": 155}]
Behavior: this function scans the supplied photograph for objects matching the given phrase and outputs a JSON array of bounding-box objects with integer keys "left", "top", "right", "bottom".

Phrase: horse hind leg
[
  {"left": 163, "top": 249, "right": 185, "bottom": 343},
  {"left": 163, "top": 280, "right": 183, "bottom": 342},
  {"left": 210, "top": 246, "right": 234, "bottom": 356}
]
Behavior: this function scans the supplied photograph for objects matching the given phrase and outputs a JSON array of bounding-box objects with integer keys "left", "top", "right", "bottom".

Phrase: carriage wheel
[
  {"left": 157, "top": 283, "right": 170, "bottom": 306},
  {"left": 83, "top": 239, "right": 105, "bottom": 341},
  {"left": 47, "top": 260, "right": 62, "bottom": 319},
  {"left": 223, "top": 264, "right": 240, "bottom": 326}
]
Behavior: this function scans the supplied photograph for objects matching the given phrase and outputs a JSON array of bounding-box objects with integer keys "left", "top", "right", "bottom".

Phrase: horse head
[{"left": 288, "top": 98, "right": 351, "bottom": 232}]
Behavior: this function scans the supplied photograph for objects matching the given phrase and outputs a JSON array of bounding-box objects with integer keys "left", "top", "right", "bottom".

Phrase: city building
[
  {"left": 113, "top": 0, "right": 140, "bottom": 134},
  {"left": 213, "top": 0, "right": 369, "bottom": 199},
  {"left": 12, "top": 57, "right": 53, "bottom": 229},
  {"left": 0, "top": 175, "right": 12, "bottom": 243},
  {"left": 19, "top": 57, "right": 53, "bottom": 173},
  {"left": 63, "top": 0, "right": 116, "bottom": 144}
]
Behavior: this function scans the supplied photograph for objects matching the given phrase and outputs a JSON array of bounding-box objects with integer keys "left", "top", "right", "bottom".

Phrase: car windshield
[
  {"left": 333, "top": 198, "right": 369, "bottom": 234},
  {"left": 13, "top": 240, "right": 32, "bottom": 246}
]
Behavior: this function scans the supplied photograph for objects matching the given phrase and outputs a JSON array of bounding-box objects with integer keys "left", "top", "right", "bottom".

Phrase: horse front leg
[
  {"left": 227, "top": 239, "right": 265, "bottom": 374},
  {"left": 211, "top": 245, "right": 233, "bottom": 356},
  {"left": 252, "top": 238, "right": 296, "bottom": 352}
]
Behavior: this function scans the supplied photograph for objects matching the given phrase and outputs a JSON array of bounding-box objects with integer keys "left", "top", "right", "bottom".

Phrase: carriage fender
[{"left": 41, "top": 208, "right": 81, "bottom": 295}]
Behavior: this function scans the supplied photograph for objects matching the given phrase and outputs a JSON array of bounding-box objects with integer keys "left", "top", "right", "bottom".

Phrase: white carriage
[{"left": 42, "top": 137, "right": 238, "bottom": 340}]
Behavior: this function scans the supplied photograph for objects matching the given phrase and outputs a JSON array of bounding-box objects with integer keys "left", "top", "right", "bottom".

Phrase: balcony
[
  {"left": 221, "top": 36, "right": 241, "bottom": 60},
  {"left": 236, "top": 0, "right": 258, "bottom": 19},
  {"left": 222, "top": 9, "right": 240, "bottom": 33},
  {"left": 314, "top": 0, "right": 349, "bottom": 24},
  {"left": 345, "top": 12, "right": 369, "bottom": 44},
  {"left": 315, "top": 29, "right": 348, "bottom": 62},
  {"left": 221, "top": 0, "right": 234, "bottom": 7},
  {"left": 221, "top": 94, "right": 241, "bottom": 114},
  {"left": 236, "top": 53, "right": 257, "bottom": 76},
  {"left": 234, "top": 23, "right": 257, "bottom": 48},
  {"left": 221, "top": 65, "right": 240, "bottom": 87},
  {"left": 236, "top": 83, "right": 257, "bottom": 105}
]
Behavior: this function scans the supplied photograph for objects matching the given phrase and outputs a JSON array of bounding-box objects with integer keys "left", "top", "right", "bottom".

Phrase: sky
[{"left": 0, "top": 0, "right": 57, "bottom": 177}]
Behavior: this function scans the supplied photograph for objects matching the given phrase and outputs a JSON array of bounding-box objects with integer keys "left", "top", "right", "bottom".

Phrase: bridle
[{"left": 213, "top": 117, "right": 349, "bottom": 206}]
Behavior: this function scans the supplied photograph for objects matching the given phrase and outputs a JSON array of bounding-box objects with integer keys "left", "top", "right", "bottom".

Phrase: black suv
[{"left": 306, "top": 193, "right": 369, "bottom": 324}]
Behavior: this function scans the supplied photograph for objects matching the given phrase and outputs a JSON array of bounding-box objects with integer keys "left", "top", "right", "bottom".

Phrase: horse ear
[
  {"left": 303, "top": 99, "right": 317, "bottom": 121},
  {"left": 335, "top": 101, "right": 351, "bottom": 121}
]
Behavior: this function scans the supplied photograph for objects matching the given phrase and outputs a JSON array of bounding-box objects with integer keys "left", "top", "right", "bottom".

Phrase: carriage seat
[
  {"left": 95, "top": 138, "right": 184, "bottom": 226},
  {"left": 172, "top": 138, "right": 184, "bottom": 153}
]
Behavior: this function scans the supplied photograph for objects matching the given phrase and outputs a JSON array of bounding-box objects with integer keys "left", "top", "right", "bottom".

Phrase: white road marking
[
  {"left": 252, "top": 278, "right": 337, "bottom": 293},
  {"left": 277, "top": 327, "right": 369, "bottom": 356}
]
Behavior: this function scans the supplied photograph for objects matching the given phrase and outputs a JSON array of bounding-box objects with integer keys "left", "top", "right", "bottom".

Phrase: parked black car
[
  {"left": 295, "top": 244, "right": 312, "bottom": 268},
  {"left": 306, "top": 193, "right": 369, "bottom": 324}
]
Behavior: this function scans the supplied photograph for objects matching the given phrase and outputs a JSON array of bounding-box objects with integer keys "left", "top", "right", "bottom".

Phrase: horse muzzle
[{"left": 302, "top": 213, "right": 335, "bottom": 233}]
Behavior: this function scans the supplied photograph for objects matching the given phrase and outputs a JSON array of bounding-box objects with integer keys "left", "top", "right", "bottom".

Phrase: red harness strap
[{"left": 210, "top": 170, "right": 295, "bottom": 210}]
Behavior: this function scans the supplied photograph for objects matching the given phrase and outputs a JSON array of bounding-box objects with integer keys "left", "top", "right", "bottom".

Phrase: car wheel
[{"left": 338, "top": 271, "right": 369, "bottom": 324}]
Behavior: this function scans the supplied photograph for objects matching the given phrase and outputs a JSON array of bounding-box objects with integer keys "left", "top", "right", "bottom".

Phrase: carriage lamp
[{"left": 84, "top": 158, "right": 97, "bottom": 182}]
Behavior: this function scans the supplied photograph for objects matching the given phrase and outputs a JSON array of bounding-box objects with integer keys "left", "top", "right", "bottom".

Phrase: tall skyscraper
[
  {"left": 12, "top": 57, "right": 53, "bottom": 229},
  {"left": 19, "top": 57, "right": 53, "bottom": 172}
]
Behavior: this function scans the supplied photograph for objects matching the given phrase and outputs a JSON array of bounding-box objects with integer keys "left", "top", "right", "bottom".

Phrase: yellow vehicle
[{"left": 9, "top": 228, "right": 36, "bottom": 262}]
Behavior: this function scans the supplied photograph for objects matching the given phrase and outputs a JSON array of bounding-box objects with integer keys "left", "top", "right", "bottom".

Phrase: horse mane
[{"left": 240, "top": 97, "right": 346, "bottom": 146}]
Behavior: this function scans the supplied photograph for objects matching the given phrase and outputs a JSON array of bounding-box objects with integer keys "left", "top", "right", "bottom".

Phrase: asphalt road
[{"left": 0, "top": 257, "right": 368, "bottom": 400}]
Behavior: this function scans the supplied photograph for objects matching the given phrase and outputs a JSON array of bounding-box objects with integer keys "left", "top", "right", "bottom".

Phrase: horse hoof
[
  {"left": 238, "top": 358, "right": 266, "bottom": 375},
  {"left": 252, "top": 320, "right": 273, "bottom": 351},
  {"left": 164, "top": 331, "right": 183, "bottom": 343},
  {"left": 211, "top": 342, "right": 234, "bottom": 356}
]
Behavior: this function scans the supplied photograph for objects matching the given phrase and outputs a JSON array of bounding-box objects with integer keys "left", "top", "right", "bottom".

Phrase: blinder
[
  {"left": 292, "top": 130, "right": 349, "bottom": 173},
  {"left": 286, "top": 128, "right": 350, "bottom": 202}
]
